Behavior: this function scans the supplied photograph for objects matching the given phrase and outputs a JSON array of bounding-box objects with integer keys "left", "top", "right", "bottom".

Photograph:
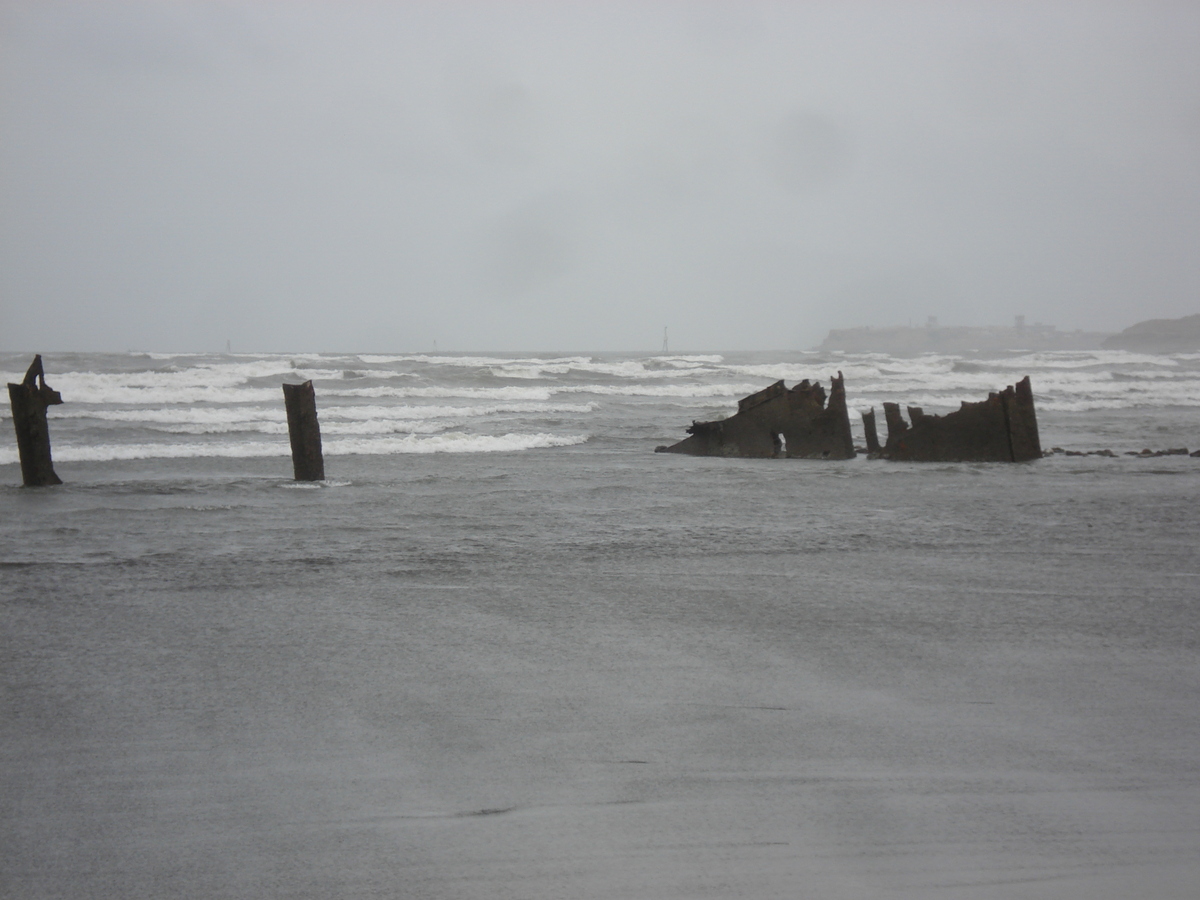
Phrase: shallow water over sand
[{"left": 3, "top": 352, "right": 1199, "bottom": 898}]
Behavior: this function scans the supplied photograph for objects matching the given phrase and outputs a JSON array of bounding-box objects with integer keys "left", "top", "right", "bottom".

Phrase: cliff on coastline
[{"left": 1102, "top": 313, "right": 1200, "bottom": 353}]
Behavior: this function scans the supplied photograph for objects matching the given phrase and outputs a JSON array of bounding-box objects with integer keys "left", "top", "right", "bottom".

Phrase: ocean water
[{"left": 3, "top": 349, "right": 1199, "bottom": 899}]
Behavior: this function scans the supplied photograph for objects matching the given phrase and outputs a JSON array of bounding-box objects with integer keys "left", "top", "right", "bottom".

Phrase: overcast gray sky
[{"left": 2, "top": 1, "right": 1197, "bottom": 352}]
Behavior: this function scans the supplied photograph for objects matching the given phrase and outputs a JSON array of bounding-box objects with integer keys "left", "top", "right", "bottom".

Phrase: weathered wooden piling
[
  {"left": 282, "top": 380, "right": 324, "bottom": 481},
  {"left": 7, "top": 355, "right": 63, "bottom": 486}
]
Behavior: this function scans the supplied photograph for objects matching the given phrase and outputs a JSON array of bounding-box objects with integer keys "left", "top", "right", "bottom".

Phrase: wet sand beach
[{"left": 3, "top": 447, "right": 1198, "bottom": 899}]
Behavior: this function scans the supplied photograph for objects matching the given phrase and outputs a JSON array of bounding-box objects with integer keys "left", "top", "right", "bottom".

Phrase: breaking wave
[
  {"left": 3, "top": 347, "right": 1198, "bottom": 466},
  {"left": 0, "top": 432, "right": 588, "bottom": 464}
]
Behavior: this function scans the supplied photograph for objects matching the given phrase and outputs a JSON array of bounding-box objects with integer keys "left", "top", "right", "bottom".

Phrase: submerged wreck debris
[
  {"left": 1044, "top": 447, "right": 1200, "bottom": 458},
  {"left": 282, "top": 380, "right": 325, "bottom": 481},
  {"left": 1125, "top": 447, "right": 1195, "bottom": 458},
  {"left": 866, "top": 375, "right": 1042, "bottom": 462},
  {"left": 7, "top": 355, "right": 63, "bottom": 486},
  {"left": 656, "top": 373, "right": 856, "bottom": 459},
  {"left": 1046, "top": 447, "right": 1118, "bottom": 457}
]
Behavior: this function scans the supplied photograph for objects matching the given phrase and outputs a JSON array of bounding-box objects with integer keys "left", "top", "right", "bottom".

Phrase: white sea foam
[
  {"left": 556, "top": 383, "right": 762, "bottom": 398},
  {"left": 364, "top": 356, "right": 718, "bottom": 381},
  {"left": 278, "top": 478, "right": 353, "bottom": 489},
  {"left": 330, "top": 432, "right": 588, "bottom": 454},
  {"left": 316, "top": 401, "right": 597, "bottom": 420},
  {"left": 17, "top": 381, "right": 566, "bottom": 405},
  {"left": 368, "top": 354, "right": 588, "bottom": 370},
  {"left": 723, "top": 365, "right": 850, "bottom": 383},
  {"left": 343, "top": 353, "right": 728, "bottom": 382},
  {"left": 51, "top": 407, "right": 287, "bottom": 424},
  {"left": 354, "top": 355, "right": 416, "bottom": 364},
  {"left": 49, "top": 401, "right": 597, "bottom": 426},
  {"left": 4, "top": 351, "right": 1197, "bottom": 472},
  {"left": 18, "top": 398, "right": 600, "bottom": 439},
  {"left": 12, "top": 359, "right": 427, "bottom": 407},
  {"left": 0, "top": 441, "right": 292, "bottom": 463},
  {"left": 132, "top": 414, "right": 591, "bottom": 436},
  {"left": 655, "top": 354, "right": 725, "bottom": 364},
  {"left": 12, "top": 383, "right": 284, "bottom": 406},
  {"left": 131, "top": 421, "right": 449, "bottom": 436},
  {"left": 320, "top": 421, "right": 450, "bottom": 436},
  {"left": 847, "top": 382, "right": 1200, "bottom": 413},
  {"left": 836, "top": 361, "right": 1200, "bottom": 409},
  {"left": 978, "top": 350, "right": 1180, "bottom": 369},
  {"left": 36, "top": 368, "right": 282, "bottom": 406},
  {"left": 334, "top": 385, "right": 558, "bottom": 401},
  {"left": 0, "top": 431, "right": 588, "bottom": 464}
]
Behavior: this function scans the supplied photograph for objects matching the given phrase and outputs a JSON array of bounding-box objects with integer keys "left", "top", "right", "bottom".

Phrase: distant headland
[
  {"left": 1101, "top": 313, "right": 1200, "bottom": 353},
  {"left": 820, "top": 313, "right": 1200, "bottom": 355}
]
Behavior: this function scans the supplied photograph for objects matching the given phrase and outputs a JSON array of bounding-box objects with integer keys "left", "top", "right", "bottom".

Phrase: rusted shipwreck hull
[
  {"left": 657, "top": 373, "right": 1042, "bottom": 463},
  {"left": 862, "top": 375, "right": 1042, "bottom": 462},
  {"left": 655, "top": 373, "right": 856, "bottom": 459}
]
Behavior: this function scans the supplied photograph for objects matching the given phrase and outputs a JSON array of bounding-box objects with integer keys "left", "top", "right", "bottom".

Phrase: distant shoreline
[
  {"left": 820, "top": 320, "right": 1109, "bottom": 354},
  {"left": 821, "top": 312, "right": 1200, "bottom": 355}
]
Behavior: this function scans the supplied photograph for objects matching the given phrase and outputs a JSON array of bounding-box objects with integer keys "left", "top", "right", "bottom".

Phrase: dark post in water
[
  {"left": 7, "top": 355, "right": 64, "bottom": 486},
  {"left": 861, "top": 407, "right": 881, "bottom": 455},
  {"left": 282, "top": 380, "right": 324, "bottom": 481}
]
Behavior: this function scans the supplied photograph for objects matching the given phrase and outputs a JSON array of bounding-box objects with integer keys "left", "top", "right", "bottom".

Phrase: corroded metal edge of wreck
[
  {"left": 655, "top": 372, "right": 856, "bottom": 459},
  {"left": 862, "top": 375, "right": 1042, "bottom": 462}
]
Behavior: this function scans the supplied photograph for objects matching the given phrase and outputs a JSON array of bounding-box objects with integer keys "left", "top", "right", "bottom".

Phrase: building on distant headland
[
  {"left": 819, "top": 316, "right": 1111, "bottom": 354},
  {"left": 1101, "top": 313, "right": 1200, "bottom": 353}
]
